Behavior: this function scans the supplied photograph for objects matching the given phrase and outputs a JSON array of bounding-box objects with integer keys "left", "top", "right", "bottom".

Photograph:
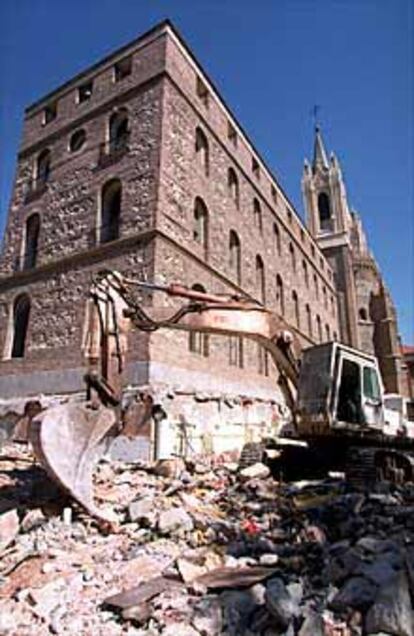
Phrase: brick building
[{"left": 0, "top": 20, "right": 405, "bottom": 453}]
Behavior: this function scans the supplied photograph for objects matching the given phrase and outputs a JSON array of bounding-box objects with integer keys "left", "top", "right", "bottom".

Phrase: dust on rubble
[{"left": 0, "top": 443, "right": 413, "bottom": 636}]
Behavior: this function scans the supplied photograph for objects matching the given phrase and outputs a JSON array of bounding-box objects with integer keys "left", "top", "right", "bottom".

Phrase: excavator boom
[{"left": 30, "top": 271, "right": 301, "bottom": 523}]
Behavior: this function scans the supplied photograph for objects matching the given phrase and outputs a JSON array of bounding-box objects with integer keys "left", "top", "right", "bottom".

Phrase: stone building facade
[{"left": 0, "top": 20, "right": 404, "bottom": 452}]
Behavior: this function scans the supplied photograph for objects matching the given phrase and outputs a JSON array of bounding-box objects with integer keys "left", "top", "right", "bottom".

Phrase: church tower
[
  {"left": 302, "top": 126, "right": 359, "bottom": 348},
  {"left": 302, "top": 126, "right": 403, "bottom": 393}
]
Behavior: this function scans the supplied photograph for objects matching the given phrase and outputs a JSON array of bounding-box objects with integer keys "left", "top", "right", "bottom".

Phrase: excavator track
[{"left": 346, "top": 444, "right": 414, "bottom": 489}]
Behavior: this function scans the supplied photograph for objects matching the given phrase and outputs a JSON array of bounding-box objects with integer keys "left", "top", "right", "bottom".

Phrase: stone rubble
[{"left": 0, "top": 441, "right": 413, "bottom": 635}]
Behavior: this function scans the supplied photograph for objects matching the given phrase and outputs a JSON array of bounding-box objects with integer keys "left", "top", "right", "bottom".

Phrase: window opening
[
  {"left": 101, "top": 179, "right": 121, "bottom": 243},
  {"left": 228, "top": 168, "right": 239, "bottom": 207},
  {"left": 337, "top": 359, "right": 363, "bottom": 424},
  {"left": 253, "top": 198, "right": 263, "bottom": 232},
  {"left": 78, "top": 81, "right": 93, "bottom": 103},
  {"left": 276, "top": 275, "right": 284, "bottom": 315},
  {"left": 36, "top": 149, "right": 51, "bottom": 183},
  {"left": 229, "top": 230, "right": 241, "bottom": 284},
  {"left": 43, "top": 102, "right": 57, "bottom": 125},
  {"left": 69, "top": 129, "right": 86, "bottom": 152},
  {"left": 196, "top": 77, "right": 209, "bottom": 107},
  {"left": 189, "top": 284, "right": 209, "bottom": 356},
  {"left": 256, "top": 255, "right": 265, "bottom": 304},
  {"left": 195, "top": 127, "right": 209, "bottom": 176},
  {"left": 318, "top": 192, "right": 333, "bottom": 232},
  {"left": 193, "top": 198, "right": 208, "bottom": 257},
  {"left": 23, "top": 214, "right": 40, "bottom": 270},
  {"left": 11, "top": 294, "right": 31, "bottom": 359},
  {"left": 114, "top": 56, "right": 132, "bottom": 81}
]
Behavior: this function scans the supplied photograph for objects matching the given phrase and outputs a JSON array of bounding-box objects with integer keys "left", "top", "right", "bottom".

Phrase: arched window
[
  {"left": 228, "top": 167, "right": 239, "bottom": 208},
  {"left": 109, "top": 109, "right": 129, "bottom": 152},
  {"left": 314, "top": 274, "right": 319, "bottom": 299},
  {"left": 23, "top": 214, "right": 40, "bottom": 270},
  {"left": 306, "top": 304, "right": 312, "bottom": 337},
  {"left": 318, "top": 192, "right": 333, "bottom": 232},
  {"left": 193, "top": 197, "right": 208, "bottom": 257},
  {"left": 323, "top": 286, "right": 327, "bottom": 308},
  {"left": 195, "top": 127, "right": 209, "bottom": 176},
  {"left": 253, "top": 198, "right": 263, "bottom": 232},
  {"left": 11, "top": 294, "right": 31, "bottom": 359},
  {"left": 255, "top": 255, "right": 265, "bottom": 304},
  {"left": 36, "top": 149, "right": 51, "bottom": 183},
  {"left": 229, "top": 230, "right": 241, "bottom": 284},
  {"left": 189, "top": 284, "right": 209, "bottom": 356},
  {"left": 359, "top": 307, "right": 368, "bottom": 321},
  {"left": 316, "top": 315, "right": 322, "bottom": 343},
  {"left": 289, "top": 242, "right": 296, "bottom": 272},
  {"left": 69, "top": 129, "right": 86, "bottom": 153},
  {"left": 229, "top": 336, "right": 243, "bottom": 368},
  {"left": 276, "top": 274, "right": 284, "bottom": 315},
  {"left": 333, "top": 331, "right": 338, "bottom": 341},
  {"left": 273, "top": 223, "right": 281, "bottom": 255},
  {"left": 325, "top": 324, "right": 331, "bottom": 341},
  {"left": 302, "top": 260, "right": 309, "bottom": 287},
  {"left": 292, "top": 290, "right": 300, "bottom": 328},
  {"left": 101, "top": 179, "right": 121, "bottom": 243}
]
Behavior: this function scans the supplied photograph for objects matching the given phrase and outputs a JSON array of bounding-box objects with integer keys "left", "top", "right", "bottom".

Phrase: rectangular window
[
  {"left": 43, "top": 102, "right": 57, "bottom": 125},
  {"left": 114, "top": 56, "right": 132, "bottom": 81},
  {"left": 271, "top": 185, "right": 278, "bottom": 204},
  {"left": 78, "top": 81, "right": 93, "bottom": 103},
  {"left": 363, "top": 367, "right": 381, "bottom": 401}
]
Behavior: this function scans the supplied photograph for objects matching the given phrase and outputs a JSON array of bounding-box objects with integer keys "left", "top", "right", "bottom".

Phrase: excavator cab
[{"left": 296, "top": 342, "right": 385, "bottom": 436}]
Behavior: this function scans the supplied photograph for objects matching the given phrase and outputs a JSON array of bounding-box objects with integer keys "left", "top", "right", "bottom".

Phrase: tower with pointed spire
[{"left": 302, "top": 126, "right": 403, "bottom": 393}]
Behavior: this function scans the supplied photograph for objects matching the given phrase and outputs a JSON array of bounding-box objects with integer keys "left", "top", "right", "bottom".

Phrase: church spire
[{"left": 313, "top": 125, "right": 329, "bottom": 172}]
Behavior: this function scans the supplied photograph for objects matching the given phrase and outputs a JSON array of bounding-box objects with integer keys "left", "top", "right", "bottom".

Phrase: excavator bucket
[{"left": 29, "top": 403, "right": 117, "bottom": 524}]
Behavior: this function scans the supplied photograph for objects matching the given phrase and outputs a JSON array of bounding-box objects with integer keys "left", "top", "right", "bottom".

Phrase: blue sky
[{"left": 0, "top": 0, "right": 413, "bottom": 341}]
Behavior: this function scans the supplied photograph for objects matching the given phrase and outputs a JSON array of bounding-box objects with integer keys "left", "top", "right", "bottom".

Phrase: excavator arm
[{"left": 30, "top": 270, "right": 302, "bottom": 524}]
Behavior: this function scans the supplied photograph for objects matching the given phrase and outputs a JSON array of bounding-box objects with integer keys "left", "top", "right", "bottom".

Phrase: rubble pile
[{"left": 0, "top": 443, "right": 413, "bottom": 636}]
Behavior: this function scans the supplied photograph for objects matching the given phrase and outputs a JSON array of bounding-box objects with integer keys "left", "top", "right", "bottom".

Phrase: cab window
[{"left": 363, "top": 367, "right": 381, "bottom": 401}]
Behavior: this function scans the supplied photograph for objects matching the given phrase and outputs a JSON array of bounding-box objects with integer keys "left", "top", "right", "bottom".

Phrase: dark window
[
  {"left": 101, "top": 179, "right": 121, "bottom": 243},
  {"left": 273, "top": 223, "right": 281, "bottom": 255},
  {"left": 292, "top": 290, "right": 300, "bottom": 328},
  {"left": 314, "top": 274, "right": 319, "bottom": 299},
  {"left": 256, "top": 255, "right": 265, "bottom": 304},
  {"left": 11, "top": 294, "right": 31, "bottom": 358},
  {"left": 316, "top": 315, "right": 322, "bottom": 342},
  {"left": 271, "top": 185, "right": 278, "bottom": 204},
  {"left": 289, "top": 242, "right": 296, "bottom": 271},
  {"left": 228, "top": 168, "right": 239, "bottom": 207},
  {"left": 43, "top": 102, "right": 57, "bottom": 125},
  {"left": 302, "top": 260, "right": 309, "bottom": 287},
  {"left": 318, "top": 192, "right": 332, "bottom": 231},
  {"left": 195, "top": 128, "right": 209, "bottom": 176},
  {"left": 306, "top": 304, "right": 312, "bottom": 337},
  {"left": 252, "top": 157, "right": 260, "bottom": 179},
  {"left": 69, "top": 129, "right": 86, "bottom": 152},
  {"left": 189, "top": 284, "right": 209, "bottom": 356},
  {"left": 193, "top": 198, "right": 208, "bottom": 257},
  {"left": 114, "top": 56, "right": 132, "bottom": 81},
  {"left": 359, "top": 307, "right": 368, "bottom": 321},
  {"left": 287, "top": 207, "right": 293, "bottom": 224},
  {"left": 311, "top": 244, "right": 316, "bottom": 258},
  {"left": 227, "top": 121, "right": 238, "bottom": 147},
  {"left": 109, "top": 110, "right": 129, "bottom": 153},
  {"left": 229, "top": 230, "right": 241, "bottom": 284},
  {"left": 196, "top": 77, "right": 209, "bottom": 107},
  {"left": 337, "top": 359, "right": 363, "bottom": 424},
  {"left": 36, "top": 149, "right": 51, "bottom": 183},
  {"left": 276, "top": 275, "right": 284, "bottom": 315},
  {"left": 23, "top": 214, "right": 40, "bottom": 270},
  {"left": 253, "top": 198, "right": 263, "bottom": 232},
  {"left": 78, "top": 81, "right": 93, "bottom": 103},
  {"left": 325, "top": 324, "right": 331, "bottom": 341}
]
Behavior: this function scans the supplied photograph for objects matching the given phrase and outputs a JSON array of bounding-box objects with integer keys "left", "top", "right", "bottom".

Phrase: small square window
[
  {"left": 252, "top": 157, "right": 260, "bottom": 179},
  {"left": 227, "top": 121, "right": 238, "bottom": 147},
  {"left": 43, "top": 102, "right": 57, "bottom": 125},
  {"left": 271, "top": 185, "right": 278, "bottom": 204},
  {"left": 196, "top": 77, "right": 209, "bottom": 107},
  {"left": 78, "top": 81, "right": 93, "bottom": 103},
  {"left": 114, "top": 56, "right": 132, "bottom": 82}
]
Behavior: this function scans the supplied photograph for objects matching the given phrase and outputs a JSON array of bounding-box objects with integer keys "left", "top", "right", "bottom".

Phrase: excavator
[{"left": 28, "top": 270, "right": 414, "bottom": 525}]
